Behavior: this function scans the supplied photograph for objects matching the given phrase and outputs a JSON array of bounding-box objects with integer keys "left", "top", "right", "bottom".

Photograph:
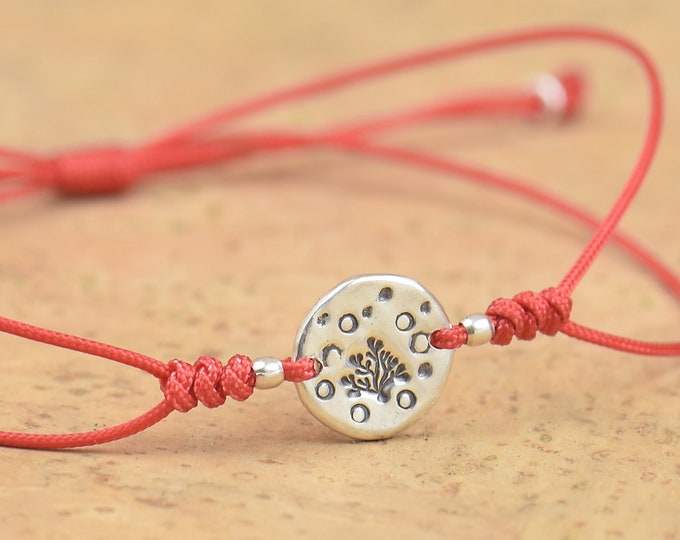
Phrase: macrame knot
[
  {"left": 37, "top": 146, "right": 139, "bottom": 196},
  {"left": 161, "top": 355, "right": 256, "bottom": 413},
  {"left": 486, "top": 287, "right": 572, "bottom": 346}
]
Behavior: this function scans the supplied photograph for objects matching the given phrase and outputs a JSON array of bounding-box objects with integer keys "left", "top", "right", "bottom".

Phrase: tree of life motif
[{"left": 341, "top": 337, "right": 410, "bottom": 403}]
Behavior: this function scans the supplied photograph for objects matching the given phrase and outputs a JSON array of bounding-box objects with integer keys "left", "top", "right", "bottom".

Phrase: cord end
[{"left": 534, "top": 69, "right": 585, "bottom": 121}]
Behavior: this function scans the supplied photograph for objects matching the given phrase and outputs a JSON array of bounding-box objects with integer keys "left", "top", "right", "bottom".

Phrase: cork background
[{"left": 0, "top": 2, "right": 679, "bottom": 539}]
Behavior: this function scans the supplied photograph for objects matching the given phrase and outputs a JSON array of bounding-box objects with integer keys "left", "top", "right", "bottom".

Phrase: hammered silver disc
[{"left": 294, "top": 274, "right": 454, "bottom": 440}]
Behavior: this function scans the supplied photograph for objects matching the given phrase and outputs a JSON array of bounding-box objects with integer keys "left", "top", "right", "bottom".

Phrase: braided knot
[
  {"left": 486, "top": 287, "right": 572, "bottom": 345},
  {"left": 161, "top": 355, "right": 256, "bottom": 413},
  {"left": 34, "top": 146, "right": 139, "bottom": 196}
]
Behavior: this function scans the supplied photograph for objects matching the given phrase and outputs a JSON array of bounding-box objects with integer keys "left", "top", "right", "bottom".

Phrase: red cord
[
  {"left": 0, "top": 315, "right": 316, "bottom": 449},
  {"left": 0, "top": 26, "right": 677, "bottom": 449}
]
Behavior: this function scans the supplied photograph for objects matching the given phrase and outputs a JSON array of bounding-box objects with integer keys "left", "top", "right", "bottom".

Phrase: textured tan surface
[{"left": 0, "top": 2, "right": 679, "bottom": 539}]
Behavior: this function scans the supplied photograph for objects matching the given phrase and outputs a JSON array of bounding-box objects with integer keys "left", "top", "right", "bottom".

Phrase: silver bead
[
  {"left": 253, "top": 357, "right": 284, "bottom": 390},
  {"left": 460, "top": 314, "right": 494, "bottom": 346},
  {"left": 533, "top": 73, "right": 568, "bottom": 116}
]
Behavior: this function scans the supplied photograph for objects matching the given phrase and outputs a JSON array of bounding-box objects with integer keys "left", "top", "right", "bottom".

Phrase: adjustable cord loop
[{"left": 0, "top": 66, "right": 581, "bottom": 201}]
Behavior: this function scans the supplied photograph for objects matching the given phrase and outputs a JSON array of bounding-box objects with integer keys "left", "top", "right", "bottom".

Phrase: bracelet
[{"left": 0, "top": 26, "right": 677, "bottom": 449}]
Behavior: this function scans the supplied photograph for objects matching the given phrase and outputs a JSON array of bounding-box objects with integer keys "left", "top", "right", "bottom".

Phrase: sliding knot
[
  {"left": 38, "top": 146, "right": 139, "bottom": 196},
  {"left": 486, "top": 287, "right": 572, "bottom": 346},
  {"left": 161, "top": 355, "right": 255, "bottom": 413}
]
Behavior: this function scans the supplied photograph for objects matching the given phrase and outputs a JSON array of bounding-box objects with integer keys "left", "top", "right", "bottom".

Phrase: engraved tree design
[{"left": 341, "top": 337, "right": 410, "bottom": 403}]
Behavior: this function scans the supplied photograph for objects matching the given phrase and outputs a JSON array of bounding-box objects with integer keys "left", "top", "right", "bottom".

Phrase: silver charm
[{"left": 293, "top": 275, "right": 454, "bottom": 440}]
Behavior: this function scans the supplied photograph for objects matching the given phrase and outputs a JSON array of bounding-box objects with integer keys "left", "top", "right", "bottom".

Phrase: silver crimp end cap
[
  {"left": 533, "top": 73, "right": 568, "bottom": 116},
  {"left": 253, "top": 357, "right": 285, "bottom": 390},
  {"left": 460, "top": 314, "right": 494, "bottom": 347}
]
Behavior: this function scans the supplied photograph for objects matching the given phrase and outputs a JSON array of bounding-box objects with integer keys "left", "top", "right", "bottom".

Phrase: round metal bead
[
  {"left": 252, "top": 357, "right": 285, "bottom": 390},
  {"left": 460, "top": 314, "right": 495, "bottom": 346},
  {"left": 533, "top": 73, "right": 568, "bottom": 115}
]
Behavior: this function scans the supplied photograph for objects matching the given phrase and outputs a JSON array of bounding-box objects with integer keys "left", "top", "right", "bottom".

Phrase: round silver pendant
[{"left": 294, "top": 275, "right": 454, "bottom": 440}]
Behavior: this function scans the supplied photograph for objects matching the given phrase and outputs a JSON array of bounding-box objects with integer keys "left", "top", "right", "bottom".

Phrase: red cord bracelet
[{"left": 0, "top": 26, "right": 677, "bottom": 448}]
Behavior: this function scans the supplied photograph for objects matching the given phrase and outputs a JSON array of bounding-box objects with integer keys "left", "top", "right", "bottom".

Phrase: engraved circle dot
[
  {"left": 350, "top": 404, "right": 370, "bottom": 424},
  {"left": 396, "top": 312, "right": 416, "bottom": 331},
  {"left": 397, "top": 390, "right": 417, "bottom": 410},
  {"left": 317, "top": 313, "right": 329, "bottom": 327},
  {"left": 338, "top": 313, "right": 358, "bottom": 334},
  {"left": 418, "top": 362, "right": 433, "bottom": 379},
  {"left": 378, "top": 287, "right": 393, "bottom": 302},
  {"left": 315, "top": 380, "right": 335, "bottom": 401},
  {"left": 409, "top": 332, "right": 431, "bottom": 354},
  {"left": 361, "top": 306, "right": 373, "bottom": 319},
  {"left": 420, "top": 301, "right": 431, "bottom": 314},
  {"left": 321, "top": 344, "right": 342, "bottom": 368}
]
